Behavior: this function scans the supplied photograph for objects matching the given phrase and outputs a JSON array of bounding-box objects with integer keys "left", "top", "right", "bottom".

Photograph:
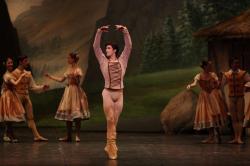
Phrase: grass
[{"left": 19, "top": 67, "right": 200, "bottom": 127}]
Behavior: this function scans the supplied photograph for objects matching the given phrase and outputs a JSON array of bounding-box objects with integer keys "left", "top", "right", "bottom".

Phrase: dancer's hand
[
  {"left": 115, "top": 25, "right": 127, "bottom": 32},
  {"left": 20, "top": 73, "right": 27, "bottom": 78},
  {"left": 24, "top": 71, "right": 32, "bottom": 78},
  {"left": 98, "top": 25, "right": 110, "bottom": 32},
  {"left": 186, "top": 84, "right": 191, "bottom": 90}
]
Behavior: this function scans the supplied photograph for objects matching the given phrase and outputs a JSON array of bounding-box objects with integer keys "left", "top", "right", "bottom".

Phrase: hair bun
[
  {"left": 69, "top": 51, "right": 80, "bottom": 62},
  {"left": 200, "top": 60, "right": 209, "bottom": 69}
]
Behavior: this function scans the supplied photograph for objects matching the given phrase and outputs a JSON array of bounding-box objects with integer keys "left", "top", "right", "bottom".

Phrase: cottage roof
[{"left": 194, "top": 9, "right": 250, "bottom": 38}]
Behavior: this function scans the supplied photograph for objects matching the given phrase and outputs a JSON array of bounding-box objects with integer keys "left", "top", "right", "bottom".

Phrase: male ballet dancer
[
  {"left": 12, "top": 55, "right": 49, "bottom": 141},
  {"left": 93, "top": 25, "right": 132, "bottom": 159},
  {"left": 221, "top": 58, "right": 250, "bottom": 144}
]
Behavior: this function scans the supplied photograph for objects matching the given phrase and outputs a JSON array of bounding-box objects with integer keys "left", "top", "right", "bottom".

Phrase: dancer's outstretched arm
[
  {"left": 45, "top": 73, "right": 66, "bottom": 83},
  {"left": 187, "top": 80, "right": 197, "bottom": 90},
  {"left": 93, "top": 25, "right": 109, "bottom": 63},
  {"left": 187, "top": 74, "right": 199, "bottom": 90},
  {"left": 117, "top": 25, "right": 132, "bottom": 65},
  {"left": 29, "top": 73, "right": 49, "bottom": 93}
]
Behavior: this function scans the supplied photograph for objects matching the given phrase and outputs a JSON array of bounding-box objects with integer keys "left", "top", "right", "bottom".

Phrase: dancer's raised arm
[
  {"left": 116, "top": 25, "right": 132, "bottom": 65},
  {"left": 93, "top": 25, "right": 110, "bottom": 63}
]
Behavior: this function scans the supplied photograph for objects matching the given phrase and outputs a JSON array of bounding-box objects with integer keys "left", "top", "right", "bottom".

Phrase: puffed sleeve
[
  {"left": 64, "top": 70, "right": 68, "bottom": 78},
  {"left": 3, "top": 73, "right": 11, "bottom": 83},
  {"left": 76, "top": 67, "right": 83, "bottom": 77}
]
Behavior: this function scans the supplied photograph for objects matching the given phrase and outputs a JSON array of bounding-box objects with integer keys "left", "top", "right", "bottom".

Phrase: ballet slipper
[
  {"left": 104, "top": 139, "right": 118, "bottom": 160},
  {"left": 58, "top": 136, "right": 72, "bottom": 142},
  {"left": 75, "top": 136, "right": 81, "bottom": 142}
]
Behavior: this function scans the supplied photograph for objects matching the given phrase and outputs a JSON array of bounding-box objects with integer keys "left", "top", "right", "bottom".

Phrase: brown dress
[
  {"left": 193, "top": 73, "right": 221, "bottom": 130},
  {"left": 0, "top": 72, "right": 25, "bottom": 122}
]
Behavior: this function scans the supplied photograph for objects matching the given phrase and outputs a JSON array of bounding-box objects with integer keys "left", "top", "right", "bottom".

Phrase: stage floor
[{"left": 0, "top": 128, "right": 250, "bottom": 166}]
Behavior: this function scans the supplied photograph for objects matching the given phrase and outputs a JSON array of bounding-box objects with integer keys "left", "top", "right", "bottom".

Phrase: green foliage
[
  {"left": 141, "top": 32, "right": 165, "bottom": 73},
  {"left": 205, "top": 0, "right": 250, "bottom": 22},
  {"left": 141, "top": 0, "right": 250, "bottom": 74},
  {"left": 141, "top": 17, "right": 180, "bottom": 73},
  {"left": 162, "top": 17, "right": 180, "bottom": 69},
  {"left": 176, "top": 1, "right": 195, "bottom": 66}
]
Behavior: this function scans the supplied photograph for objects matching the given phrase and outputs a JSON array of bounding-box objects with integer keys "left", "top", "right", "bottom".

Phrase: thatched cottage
[{"left": 194, "top": 9, "right": 250, "bottom": 73}]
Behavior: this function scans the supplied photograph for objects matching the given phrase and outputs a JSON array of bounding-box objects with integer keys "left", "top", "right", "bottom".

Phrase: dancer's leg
[
  {"left": 102, "top": 89, "right": 117, "bottom": 159},
  {"left": 236, "top": 97, "right": 244, "bottom": 144},
  {"left": 59, "top": 121, "right": 72, "bottom": 142},
  {"left": 3, "top": 122, "right": 12, "bottom": 142},
  {"left": 103, "top": 89, "right": 116, "bottom": 140},
  {"left": 75, "top": 118, "right": 81, "bottom": 142},
  {"left": 228, "top": 98, "right": 238, "bottom": 144},
  {"left": 24, "top": 97, "right": 47, "bottom": 141},
  {"left": 114, "top": 91, "right": 123, "bottom": 126}
]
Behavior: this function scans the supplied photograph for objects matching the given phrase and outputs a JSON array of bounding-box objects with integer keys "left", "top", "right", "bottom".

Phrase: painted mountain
[
  {"left": 10, "top": 0, "right": 109, "bottom": 88},
  {"left": 7, "top": 0, "right": 183, "bottom": 89}
]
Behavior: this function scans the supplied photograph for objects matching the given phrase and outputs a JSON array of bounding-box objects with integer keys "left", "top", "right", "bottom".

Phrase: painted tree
[
  {"left": 176, "top": 0, "right": 195, "bottom": 66},
  {"left": 161, "top": 16, "right": 180, "bottom": 69}
]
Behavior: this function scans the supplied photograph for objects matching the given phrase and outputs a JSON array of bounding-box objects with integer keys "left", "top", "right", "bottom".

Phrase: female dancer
[
  {"left": 45, "top": 52, "right": 90, "bottom": 142},
  {"left": 93, "top": 25, "right": 132, "bottom": 159},
  {"left": 187, "top": 60, "right": 222, "bottom": 143},
  {"left": 0, "top": 57, "right": 26, "bottom": 142}
]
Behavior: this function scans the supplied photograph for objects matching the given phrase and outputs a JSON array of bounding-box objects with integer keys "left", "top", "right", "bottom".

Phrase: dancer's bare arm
[
  {"left": 9, "top": 73, "right": 26, "bottom": 85},
  {"left": 93, "top": 25, "right": 110, "bottom": 63},
  {"left": 45, "top": 73, "right": 66, "bottom": 82},
  {"left": 117, "top": 25, "right": 132, "bottom": 65},
  {"left": 29, "top": 73, "right": 49, "bottom": 92},
  {"left": 187, "top": 74, "right": 199, "bottom": 90}
]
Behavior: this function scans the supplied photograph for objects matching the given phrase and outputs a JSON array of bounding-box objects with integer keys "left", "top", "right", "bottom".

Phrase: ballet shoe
[
  {"left": 228, "top": 139, "right": 237, "bottom": 144},
  {"left": 105, "top": 139, "right": 118, "bottom": 160},
  {"left": 3, "top": 135, "right": 11, "bottom": 142},
  {"left": 58, "top": 136, "right": 72, "bottom": 142},
  {"left": 75, "top": 136, "right": 81, "bottom": 142}
]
